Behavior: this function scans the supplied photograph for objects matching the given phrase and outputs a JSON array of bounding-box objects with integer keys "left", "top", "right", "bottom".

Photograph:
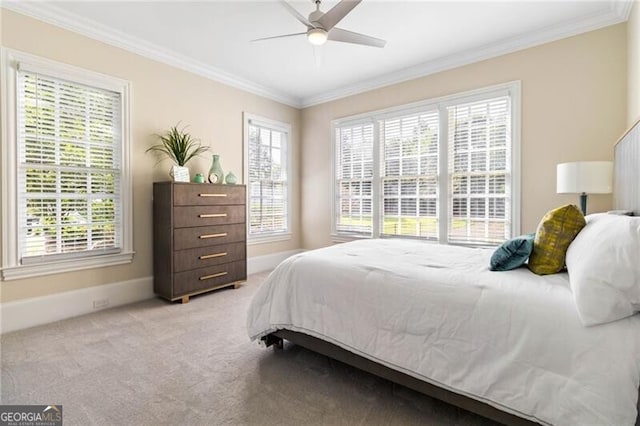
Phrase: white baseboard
[
  {"left": 1, "top": 276, "right": 154, "bottom": 334},
  {"left": 247, "top": 249, "right": 303, "bottom": 275},
  {"left": 0, "top": 249, "right": 303, "bottom": 334}
]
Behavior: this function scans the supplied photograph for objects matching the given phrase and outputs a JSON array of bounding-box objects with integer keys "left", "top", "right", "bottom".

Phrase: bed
[{"left": 247, "top": 120, "right": 640, "bottom": 426}]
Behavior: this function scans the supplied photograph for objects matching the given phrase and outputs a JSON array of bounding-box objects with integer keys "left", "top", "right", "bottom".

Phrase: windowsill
[
  {"left": 330, "top": 233, "right": 372, "bottom": 243},
  {"left": 448, "top": 241, "right": 500, "bottom": 249},
  {"left": 248, "top": 233, "right": 292, "bottom": 246},
  {"left": 1, "top": 251, "right": 135, "bottom": 281},
  {"left": 331, "top": 233, "right": 501, "bottom": 248}
]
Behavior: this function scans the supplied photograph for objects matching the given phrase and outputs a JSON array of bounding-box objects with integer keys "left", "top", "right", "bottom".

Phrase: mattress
[{"left": 247, "top": 239, "right": 640, "bottom": 425}]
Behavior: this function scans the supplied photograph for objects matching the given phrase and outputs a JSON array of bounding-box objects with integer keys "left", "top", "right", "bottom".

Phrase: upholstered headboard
[{"left": 614, "top": 119, "right": 640, "bottom": 215}]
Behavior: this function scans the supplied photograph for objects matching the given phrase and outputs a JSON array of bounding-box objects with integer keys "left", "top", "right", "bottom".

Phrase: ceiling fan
[{"left": 253, "top": 0, "right": 386, "bottom": 48}]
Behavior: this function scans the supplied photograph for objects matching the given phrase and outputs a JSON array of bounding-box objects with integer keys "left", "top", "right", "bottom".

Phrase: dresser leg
[
  {"left": 181, "top": 295, "right": 190, "bottom": 304},
  {"left": 233, "top": 281, "right": 240, "bottom": 289}
]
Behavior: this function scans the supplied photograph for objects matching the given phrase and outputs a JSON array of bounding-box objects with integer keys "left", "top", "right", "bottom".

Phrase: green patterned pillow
[{"left": 528, "top": 204, "right": 586, "bottom": 275}]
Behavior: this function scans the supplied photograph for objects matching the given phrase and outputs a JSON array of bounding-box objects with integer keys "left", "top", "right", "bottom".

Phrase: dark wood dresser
[{"left": 152, "top": 182, "right": 247, "bottom": 303}]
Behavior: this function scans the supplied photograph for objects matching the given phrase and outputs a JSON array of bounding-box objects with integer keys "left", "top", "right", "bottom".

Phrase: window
[
  {"left": 1, "top": 50, "right": 133, "bottom": 280},
  {"left": 448, "top": 97, "right": 511, "bottom": 244},
  {"left": 380, "top": 111, "right": 439, "bottom": 239},
  {"left": 332, "top": 82, "right": 520, "bottom": 245},
  {"left": 335, "top": 122, "right": 374, "bottom": 236},
  {"left": 244, "top": 113, "right": 291, "bottom": 242}
]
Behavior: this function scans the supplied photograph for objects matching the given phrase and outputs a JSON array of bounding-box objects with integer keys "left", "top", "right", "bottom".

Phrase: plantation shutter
[
  {"left": 334, "top": 122, "right": 374, "bottom": 236},
  {"left": 380, "top": 110, "right": 439, "bottom": 239},
  {"left": 447, "top": 95, "right": 511, "bottom": 244},
  {"left": 247, "top": 120, "right": 289, "bottom": 236},
  {"left": 17, "top": 69, "right": 123, "bottom": 263}
]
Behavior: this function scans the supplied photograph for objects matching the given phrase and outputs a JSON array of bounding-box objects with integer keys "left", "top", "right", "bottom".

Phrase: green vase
[
  {"left": 225, "top": 171, "right": 237, "bottom": 185},
  {"left": 208, "top": 155, "right": 224, "bottom": 184}
]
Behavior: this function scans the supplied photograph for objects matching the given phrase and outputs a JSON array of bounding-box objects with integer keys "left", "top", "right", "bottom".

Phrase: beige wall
[
  {"left": 629, "top": 2, "right": 640, "bottom": 125},
  {"left": 0, "top": 9, "right": 301, "bottom": 302},
  {"left": 0, "top": 9, "right": 631, "bottom": 303},
  {"left": 301, "top": 24, "right": 628, "bottom": 250}
]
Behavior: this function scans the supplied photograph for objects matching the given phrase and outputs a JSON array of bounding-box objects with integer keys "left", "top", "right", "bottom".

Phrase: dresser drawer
[
  {"left": 173, "top": 184, "right": 246, "bottom": 206},
  {"left": 174, "top": 223, "right": 245, "bottom": 251},
  {"left": 173, "top": 260, "right": 247, "bottom": 296},
  {"left": 174, "top": 242, "right": 246, "bottom": 273},
  {"left": 174, "top": 205, "right": 245, "bottom": 228}
]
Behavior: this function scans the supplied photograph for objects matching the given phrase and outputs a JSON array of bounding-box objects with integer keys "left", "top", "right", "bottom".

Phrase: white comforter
[{"left": 247, "top": 239, "right": 640, "bottom": 425}]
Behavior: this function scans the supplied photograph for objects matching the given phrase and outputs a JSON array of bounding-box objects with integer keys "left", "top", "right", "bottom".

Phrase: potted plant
[{"left": 146, "top": 124, "right": 209, "bottom": 182}]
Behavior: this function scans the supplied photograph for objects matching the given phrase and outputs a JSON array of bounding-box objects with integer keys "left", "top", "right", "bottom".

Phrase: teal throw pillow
[{"left": 489, "top": 234, "right": 535, "bottom": 271}]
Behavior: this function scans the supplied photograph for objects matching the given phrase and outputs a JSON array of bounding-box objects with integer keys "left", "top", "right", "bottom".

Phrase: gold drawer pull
[
  {"left": 199, "top": 252, "right": 227, "bottom": 260},
  {"left": 198, "top": 213, "right": 227, "bottom": 218},
  {"left": 199, "top": 193, "right": 227, "bottom": 198},
  {"left": 199, "top": 232, "right": 227, "bottom": 239},
  {"left": 199, "top": 271, "right": 228, "bottom": 281}
]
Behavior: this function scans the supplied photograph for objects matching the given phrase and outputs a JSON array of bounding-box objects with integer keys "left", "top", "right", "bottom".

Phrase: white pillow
[{"left": 566, "top": 214, "right": 640, "bottom": 326}]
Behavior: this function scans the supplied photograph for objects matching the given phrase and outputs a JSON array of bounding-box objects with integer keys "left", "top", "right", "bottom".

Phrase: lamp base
[{"left": 579, "top": 193, "right": 587, "bottom": 216}]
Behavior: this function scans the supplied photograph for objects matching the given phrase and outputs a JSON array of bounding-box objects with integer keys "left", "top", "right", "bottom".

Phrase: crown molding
[
  {"left": 300, "top": 2, "right": 631, "bottom": 107},
  {"left": 612, "top": 0, "right": 635, "bottom": 21},
  {"left": 0, "top": 2, "right": 303, "bottom": 108},
  {"left": 1, "top": 1, "right": 631, "bottom": 110}
]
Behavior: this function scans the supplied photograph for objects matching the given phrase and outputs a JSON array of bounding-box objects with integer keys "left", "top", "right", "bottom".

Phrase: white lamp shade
[{"left": 557, "top": 161, "right": 613, "bottom": 194}]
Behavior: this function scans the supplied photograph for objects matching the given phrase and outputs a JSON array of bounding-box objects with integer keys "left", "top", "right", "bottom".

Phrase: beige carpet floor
[{"left": 1, "top": 271, "right": 499, "bottom": 426}]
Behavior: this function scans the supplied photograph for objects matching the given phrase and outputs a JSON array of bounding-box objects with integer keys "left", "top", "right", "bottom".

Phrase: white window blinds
[
  {"left": 17, "top": 70, "right": 123, "bottom": 263},
  {"left": 380, "top": 111, "right": 439, "bottom": 239},
  {"left": 247, "top": 120, "right": 289, "bottom": 237},
  {"left": 334, "top": 123, "right": 374, "bottom": 236},
  {"left": 448, "top": 96, "right": 511, "bottom": 244},
  {"left": 332, "top": 83, "right": 518, "bottom": 245}
]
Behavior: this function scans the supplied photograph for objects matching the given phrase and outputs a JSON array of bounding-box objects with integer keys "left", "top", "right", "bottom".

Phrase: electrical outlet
[{"left": 93, "top": 298, "right": 109, "bottom": 309}]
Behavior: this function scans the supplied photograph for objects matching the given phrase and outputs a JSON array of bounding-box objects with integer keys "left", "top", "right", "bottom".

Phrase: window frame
[
  {"left": 379, "top": 109, "right": 440, "bottom": 240},
  {"left": 0, "top": 48, "right": 134, "bottom": 280},
  {"left": 333, "top": 119, "right": 376, "bottom": 237},
  {"left": 243, "top": 112, "right": 292, "bottom": 244},
  {"left": 331, "top": 81, "right": 521, "bottom": 245}
]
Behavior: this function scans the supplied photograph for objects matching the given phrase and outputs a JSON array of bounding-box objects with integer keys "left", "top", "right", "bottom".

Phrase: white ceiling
[{"left": 3, "top": 1, "right": 632, "bottom": 107}]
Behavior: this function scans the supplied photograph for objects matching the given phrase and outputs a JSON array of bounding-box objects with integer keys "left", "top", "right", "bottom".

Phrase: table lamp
[{"left": 557, "top": 161, "right": 613, "bottom": 215}]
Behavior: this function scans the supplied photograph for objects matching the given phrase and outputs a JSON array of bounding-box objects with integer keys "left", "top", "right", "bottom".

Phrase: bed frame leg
[
  {"left": 273, "top": 338, "right": 284, "bottom": 350},
  {"left": 260, "top": 334, "right": 284, "bottom": 350}
]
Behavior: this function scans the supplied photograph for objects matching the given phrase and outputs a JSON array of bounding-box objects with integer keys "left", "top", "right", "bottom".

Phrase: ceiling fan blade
[
  {"left": 251, "top": 32, "right": 306, "bottom": 42},
  {"left": 328, "top": 27, "right": 386, "bottom": 48},
  {"left": 280, "top": 1, "right": 315, "bottom": 28},
  {"left": 318, "top": 0, "right": 362, "bottom": 31}
]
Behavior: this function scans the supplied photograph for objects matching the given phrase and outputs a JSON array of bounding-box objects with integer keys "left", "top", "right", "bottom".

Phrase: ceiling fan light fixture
[{"left": 307, "top": 28, "right": 328, "bottom": 46}]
